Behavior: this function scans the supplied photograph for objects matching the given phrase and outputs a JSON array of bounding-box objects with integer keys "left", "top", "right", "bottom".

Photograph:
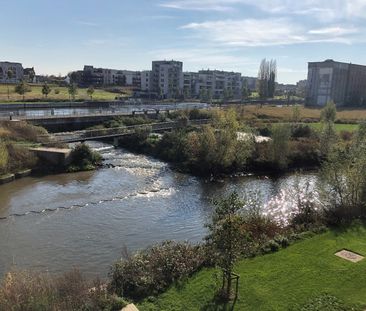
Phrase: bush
[
  {"left": 68, "top": 143, "right": 102, "bottom": 172},
  {"left": 0, "top": 270, "right": 126, "bottom": 311},
  {"left": 109, "top": 241, "right": 206, "bottom": 300},
  {"left": 291, "top": 124, "right": 313, "bottom": 138},
  {"left": 339, "top": 130, "right": 353, "bottom": 141},
  {"left": 6, "top": 143, "right": 38, "bottom": 173},
  {"left": 0, "top": 140, "right": 9, "bottom": 175}
]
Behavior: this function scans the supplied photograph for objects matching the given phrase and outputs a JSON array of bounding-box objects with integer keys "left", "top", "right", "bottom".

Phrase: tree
[
  {"left": 14, "top": 80, "right": 31, "bottom": 101},
  {"left": 41, "top": 83, "right": 51, "bottom": 99},
  {"left": 206, "top": 192, "right": 248, "bottom": 300},
  {"left": 241, "top": 79, "right": 249, "bottom": 102},
  {"left": 268, "top": 59, "right": 277, "bottom": 98},
  {"left": 207, "top": 88, "right": 212, "bottom": 104},
  {"left": 199, "top": 88, "right": 207, "bottom": 102},
  {"left": 6, "top": 69, "right": 13, "bottom": 100},
  {"left": 87, "top": 86, "right": 95, "bottom": 100},
  {"left": 257, "top": 59, "right": 276, "bottom": 99},
  {"left": 292, "top": 105, "right": 301, "bottom": 123},
  {"left": 68, "top": 83, "right": 78, "bottom": 101},
  {"left": 320, "top": 101, "right": 337, "bottom": 157},
  {"left": 320, "top": 139, "right": 366, "bottom": 221},
  {"left": 270, "top": 123, "right": 291, "bottom": 169}
]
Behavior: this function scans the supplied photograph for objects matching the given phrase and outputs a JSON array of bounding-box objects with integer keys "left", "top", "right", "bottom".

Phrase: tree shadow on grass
[{"left": 200, "top": 294, "right": 238, "bottom": 311}]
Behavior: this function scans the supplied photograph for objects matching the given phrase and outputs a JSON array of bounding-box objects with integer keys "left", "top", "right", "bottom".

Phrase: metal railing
[{"left": 40, "top": 119, "right": 211, "bottom": 144}]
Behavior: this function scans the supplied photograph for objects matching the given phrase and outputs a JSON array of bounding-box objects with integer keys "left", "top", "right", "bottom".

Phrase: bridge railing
[{"left": 39, "top": 119, "right": 211, "bottom": 144}]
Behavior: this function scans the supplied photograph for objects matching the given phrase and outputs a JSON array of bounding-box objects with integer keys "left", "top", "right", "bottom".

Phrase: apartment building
[
  {"left": 151, "top": 60, "right": 183, "bottom": 98},
  {"left": 72, "top": 66, "right": 140, "bottom": 87},
  {"left": 141, "top": 70, "right": 152, "bottom": 91},
  {"left": 197, "top": 70, "right": 242, "bottom": 99},
  {"left": 0, "top": 61, "right": 24, "bottom": 83},
  {"left": 183, "top": 72, "right": 199, "bottom": 98},
  {"left": 306, "top": 59, "right": 366, "bottom": 106}
]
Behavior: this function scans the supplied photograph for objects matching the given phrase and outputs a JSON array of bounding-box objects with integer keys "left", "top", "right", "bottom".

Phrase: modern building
[
  {"left": 242, "top": 76, "right": 257, "bottom": 91},
  {"left": 0, "top": 61, "right": 24, "bottom": 83},
  {"left": 197, "top": 70, "right": 242, "bottom": 99},
  {"left": 71, "top": 66, "right": 140, "bottom": 87},
  {"left": 183, "top": 72, "right": 199, "bottom": 98},
  {"left": 151, "top": 60, "right": 183, "bottom": 98},
  {"left": 306, "top": 59, "right": 366, "bottom": 106},
  {"left": 140, "top": 70, "right": 152, "bottom": 91},
  {"left": 23, "top": 67, "right": 36, "bottom": 83}
]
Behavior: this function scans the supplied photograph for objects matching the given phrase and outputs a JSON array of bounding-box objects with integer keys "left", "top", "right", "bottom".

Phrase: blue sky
[{"left": 1, "top": 0, "right": 366, "bottom": 83}]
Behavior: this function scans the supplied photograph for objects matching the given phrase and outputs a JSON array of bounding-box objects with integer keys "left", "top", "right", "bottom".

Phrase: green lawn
[
  {"left": 0, "top": 83, "right": 129, "bottom": 102},
  {"left": 308, "top": 122, "right": 359, "bottom": 132},
  {"left": 138, "top": 225, "right": 366, "bottom": 310}
]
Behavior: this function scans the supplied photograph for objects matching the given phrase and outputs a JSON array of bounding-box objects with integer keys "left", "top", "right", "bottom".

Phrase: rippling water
[{"left": 0, "top": 142, "right": 316, "bottom": 278}]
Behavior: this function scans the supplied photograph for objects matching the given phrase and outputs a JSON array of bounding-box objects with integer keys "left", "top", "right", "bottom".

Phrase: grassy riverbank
[
  {"left": 240, "top": 104, "right": 366, "bottom": 123},
  {"left": 0, "top": 83, "right": 131, "bottom": 102},
  {"left": 138, "top": 224, "right": 366, "bottom": 311},
  {"left": 0, "top": 121, "right": 101, "bottom": 178}
]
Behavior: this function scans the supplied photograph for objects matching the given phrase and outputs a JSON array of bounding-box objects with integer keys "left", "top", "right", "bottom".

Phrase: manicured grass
[
  {"left": 138, "top": 225, "right": 366, "bottom": 310},
  {"left": 0, "top": 83, "right": 129, "bottom": 102}
]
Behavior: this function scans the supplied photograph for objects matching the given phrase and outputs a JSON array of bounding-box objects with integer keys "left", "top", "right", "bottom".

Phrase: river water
[{"left": 0, "top": 142, "right": 316, "bottom": 278}]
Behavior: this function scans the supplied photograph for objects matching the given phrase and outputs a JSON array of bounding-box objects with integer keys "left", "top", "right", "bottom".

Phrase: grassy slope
[
  {"left": 139, "top": 226, "right": 366, "bottom": 311},
  {"left": 240, "top": 105, "right": 366, "bottom": 123},
  {"left": 0, "top": 84, "right": 127, "bottom": 102}
]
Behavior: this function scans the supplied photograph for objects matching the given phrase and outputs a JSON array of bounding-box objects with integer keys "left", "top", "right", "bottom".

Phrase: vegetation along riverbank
[
  {"left": 0, "top": 120, "right": 102, "bottom": 183},
  {"left": 111, "top": 102, "right": 355, "bottom": 177},
  {"left": 2, "top": 102, "right": 366, "bottom": 310}
]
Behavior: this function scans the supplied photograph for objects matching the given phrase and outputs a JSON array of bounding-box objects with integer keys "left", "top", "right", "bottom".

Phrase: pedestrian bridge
[{"left": 39, "top": 119, "right": 210, "bottom": 145}]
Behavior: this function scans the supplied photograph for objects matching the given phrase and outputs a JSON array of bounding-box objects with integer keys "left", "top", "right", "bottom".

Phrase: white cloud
[
  {"left": 160, "top": 0, "right": 366, "bottom": 20},
  {"left": 159, "top": 0, "right": 244, "bottom": 12},
  {"left": 308, "top": 26, "right": 358, "bottom": 36},
  {"left": 181, "top": 19, "right": 359, "bottom": 47}
]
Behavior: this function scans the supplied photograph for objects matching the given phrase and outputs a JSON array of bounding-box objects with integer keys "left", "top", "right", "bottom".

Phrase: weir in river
[{"left": 0, "top": 141, "right": 316, "bottom": 278}]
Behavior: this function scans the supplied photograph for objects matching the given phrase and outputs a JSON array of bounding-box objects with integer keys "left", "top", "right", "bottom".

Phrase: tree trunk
[{"left": 226, "top": 271, "right": 232, "bottom": 299}]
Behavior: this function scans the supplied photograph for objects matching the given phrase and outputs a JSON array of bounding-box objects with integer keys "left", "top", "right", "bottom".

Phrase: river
[{"left": 0, "top": 142, "right": 316, "bottom": 278}]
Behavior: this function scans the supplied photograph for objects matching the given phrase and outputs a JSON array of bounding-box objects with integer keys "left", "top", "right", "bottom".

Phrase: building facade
[
  {"left": 197, "top": 70, "right": 242, "bottom": 99},
  {"left": 151, "top": 60, "right": 183, "bottom": 98},
  {"left": 0, "top": 62, "right": 24, "bottom": 83},
  {"left": 306, "top": 59, "right": 366, "bottom": 106},
  {"left": 72, "top": 66, "right": 141, "bottom": 87}
]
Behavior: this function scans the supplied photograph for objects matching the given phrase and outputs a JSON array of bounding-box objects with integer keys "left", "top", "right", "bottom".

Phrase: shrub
[
  {"left": 0, "top": 140, "right": 9, "bottom": 175},
  {"left": 291, "top": 124, "right": 313, "bottom": 138},
  {"left": 7, "top": 143, "right": 38, "bottom": 173},
  {"left": 68, "top": 143, "right": 102, "bottom": 171},
  {"left": 0, "top": 270, "right": 128, "bottom": 311},
  {"left": 109, "top": 241, "right": 206, "bottom": 300},
  {"left": 339, "top": 130, "right": 353, "bottom": 141}
]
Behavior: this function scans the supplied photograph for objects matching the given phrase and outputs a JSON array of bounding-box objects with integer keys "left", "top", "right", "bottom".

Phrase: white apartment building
[
  {"left": 0, "top": 61, "right": 24, "bottom": 83},
  {"left": 141, "top": 70, "right": 152, "bottom": 91},
  {"left": 152, "top": 60, "right": 183, "bottom": 98}
]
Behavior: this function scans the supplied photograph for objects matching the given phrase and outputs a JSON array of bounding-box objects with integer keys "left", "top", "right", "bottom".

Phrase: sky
[{"left": 1, "top": 0, "right": 366, "bottom": 84}]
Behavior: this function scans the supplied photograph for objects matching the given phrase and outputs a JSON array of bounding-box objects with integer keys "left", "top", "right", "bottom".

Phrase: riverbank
[
  {"left": 0, "top": 121, "right": 102, "bottom": 185},
  {"left": 138, "top": 224, "right": 366, "bottom": 311}
]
